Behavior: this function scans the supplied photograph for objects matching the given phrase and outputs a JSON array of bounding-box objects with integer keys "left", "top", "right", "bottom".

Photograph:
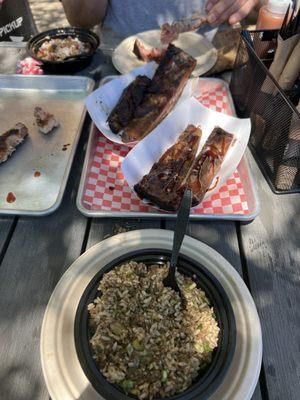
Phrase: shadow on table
[{"left": 0, "top": 363, "right": 42, "bottom": 399}]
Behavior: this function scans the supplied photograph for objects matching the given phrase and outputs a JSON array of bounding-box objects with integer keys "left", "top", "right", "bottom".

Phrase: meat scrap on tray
[
  {"left": 107, "top": 44, "right": 196, "bottom": 143},
  {"left": 34, "top": 107, "right": 60, "bottom": 134},
  {"left": 0, "top": 123, "right": 29, "bottom": 164},
  {"left": 134, "top": 125, "right": 234, "bottom": 211}
]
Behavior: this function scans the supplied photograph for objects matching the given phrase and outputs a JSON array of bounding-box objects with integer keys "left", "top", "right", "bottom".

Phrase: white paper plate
[
  {"left": 112, "top": 30, "right": 218, "bottom": 77},
  {"left": 122, "top": 97, "right": 251, "bottom": 207},
  {"left": 41, "top": 229, "right": 262, "bottom": 400},
  {"left": 85, "top": 62, "right": 198, "bottom": 147}
]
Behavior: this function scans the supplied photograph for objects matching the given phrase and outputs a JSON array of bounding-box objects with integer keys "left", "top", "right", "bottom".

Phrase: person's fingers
[
  {"left": 207, "top": 0, "right": 247, "bottom": 24},
  {"left": 229, "top": 0, "right": 256, "bottom": 24},
  {"left": 213, "top": 0, "right": 248, "bottom": 25},
  {"left": 206, "top": 0, "right": 218, "bottom": 13}
]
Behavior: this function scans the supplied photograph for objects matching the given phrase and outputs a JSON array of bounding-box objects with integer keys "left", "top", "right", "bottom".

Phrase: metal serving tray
[
  {"left": 77, "top": 123, "right": 260, "bottom": 221},
  {"left": 76, "top": 76, "right": 260, "bottom": 220},
  {"left": 0, "top": 74, "right": 94, "bottom": 216}
]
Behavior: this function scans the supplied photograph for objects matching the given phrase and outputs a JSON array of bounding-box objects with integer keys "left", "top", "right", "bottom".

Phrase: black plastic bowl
[
  {"left": 75, "top": 249, "right": 236, "bottom": 400},
  {"left": 26, "top": 27, "right": 100, "bottom": 73}
]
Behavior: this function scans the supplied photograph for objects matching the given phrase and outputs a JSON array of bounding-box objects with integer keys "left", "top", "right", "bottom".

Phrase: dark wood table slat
[
  {"left": 239, "top": 152, "right": 300, "bottom": 400},
  {"left": 0, "top": 217, "right": 17, "bottom": 264},
  {"left": 0, "top": 123, "right": 90, "bottom": 400},
  {"left": 86, "top": 219, "right": 162, "bottom": 250},
  {"left": 166, "top": 220, "right": 243, "bottom": 275}
]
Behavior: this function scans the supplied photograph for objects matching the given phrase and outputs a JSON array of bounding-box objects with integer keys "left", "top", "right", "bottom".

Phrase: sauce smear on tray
[{"left": 6, "top": 192, "right": 16, "bottom": 203}]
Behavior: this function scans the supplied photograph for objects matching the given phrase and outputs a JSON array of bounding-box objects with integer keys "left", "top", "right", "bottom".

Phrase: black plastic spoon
[{"left": 163, "top": 188, "right": 192, "bottom": 296}]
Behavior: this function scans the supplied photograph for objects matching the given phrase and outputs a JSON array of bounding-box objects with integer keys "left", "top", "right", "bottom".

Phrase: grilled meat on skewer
[
  {"left": 0, "top": 123, "right": 29, "bottom": 164},
  {"left": 161, "top": 12, "right": 208, "bottom": 44}
]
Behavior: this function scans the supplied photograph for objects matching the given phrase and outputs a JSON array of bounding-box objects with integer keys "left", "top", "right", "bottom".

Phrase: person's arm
[{"left": 61, "top": 0, "right": 108, "bottom": 28}]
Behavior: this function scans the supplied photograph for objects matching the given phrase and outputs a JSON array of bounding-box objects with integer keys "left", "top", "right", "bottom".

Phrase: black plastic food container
[
  {"left": 75, "top": 249, "right": 236, "bottom": 400},
  {"left": 26, "top": 27, "right": 100, "bottom": 73}
]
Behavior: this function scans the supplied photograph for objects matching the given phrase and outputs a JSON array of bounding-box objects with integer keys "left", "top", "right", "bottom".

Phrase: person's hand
[{"left": 206, "top": 0, "right": 258, "bottom": 25}]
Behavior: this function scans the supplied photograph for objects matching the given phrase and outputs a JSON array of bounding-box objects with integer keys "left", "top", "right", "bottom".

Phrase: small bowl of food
[
  {"left": 26, "top": 27, "right": 100, "bottom": 73},
  {"left": 74, "top": 249, "right": 236, "bottom": 400}
]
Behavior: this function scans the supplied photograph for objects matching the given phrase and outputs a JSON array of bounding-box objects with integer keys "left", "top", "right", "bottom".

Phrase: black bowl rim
[
  {"left": 74, "top": 248, "right": 236, "bottom": 400},
  {"left": 26, "top": 27, "right": 100, "bottom": 65}
]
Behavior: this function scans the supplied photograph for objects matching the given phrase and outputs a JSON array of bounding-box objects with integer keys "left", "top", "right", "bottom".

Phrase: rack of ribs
[
  {"left": 186, "top": 126, "right": 234, "bottom": 206},
  {"left": 122, "top": 44, "right": 196, "bottom": 143},
  {"left": 134, "top": 126, "right": 234, "bottom": 211},
  {"left": 134, "top": 125, "right": 202, "bottom": 211},
  {"left": 107, "top": 75, "right": 151, "bottom": 134}
]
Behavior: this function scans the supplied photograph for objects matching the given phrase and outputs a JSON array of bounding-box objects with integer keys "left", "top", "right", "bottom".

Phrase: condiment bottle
[{"left": 256, "top": 0, "right": 291, "bottom": 29}]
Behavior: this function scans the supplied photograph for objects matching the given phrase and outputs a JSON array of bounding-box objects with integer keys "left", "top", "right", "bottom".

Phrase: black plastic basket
[{"left": 230, "top": 30, "right": 300, "bottom": 193}]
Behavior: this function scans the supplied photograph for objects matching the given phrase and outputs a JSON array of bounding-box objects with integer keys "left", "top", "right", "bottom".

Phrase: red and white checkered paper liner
[{"left": 82, "top": 79, "right": 250, "bottom": 215}]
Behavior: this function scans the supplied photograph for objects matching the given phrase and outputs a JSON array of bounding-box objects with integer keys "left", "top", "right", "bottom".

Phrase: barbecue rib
[
  {"left": 134, "top": 125, "right": 202, "bottom": 211},
  {"left": 134, "top": 126, "right": 233, "bottom": 211},
  {"left": 133, "top": 39, "right": 167, "bottom": 63},
  {"left": 161, "top": 12, "right": 208, "bottom": 44},
  {"left": 186, "top": 126, "right": 234, "bottom": 206},
  {"left": 0, "top": 123, "right": 29, "bottom": 164},
  {"left": 122, "top": 44, "right": 196, "bottom": 143},
  {"left": 107, "top": 75, "right": 151, "bottom": 134},
  {"left": 34, "top": 107, "right": 60, "bottom": 134}
]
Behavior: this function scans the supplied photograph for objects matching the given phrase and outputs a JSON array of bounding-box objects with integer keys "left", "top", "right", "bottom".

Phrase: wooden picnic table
[{"left": 0, "top": 43, "right": 299, "bottom": 400}]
